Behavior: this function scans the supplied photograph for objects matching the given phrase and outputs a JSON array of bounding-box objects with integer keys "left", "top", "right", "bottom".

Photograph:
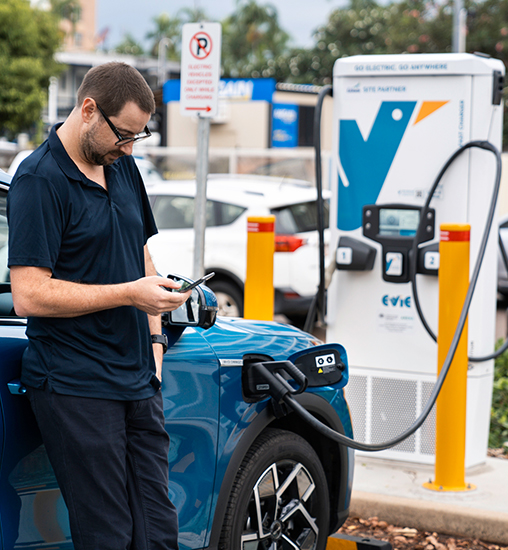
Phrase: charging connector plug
[{"left": 242, "top": 360, "right": 308, "bottom": 404}]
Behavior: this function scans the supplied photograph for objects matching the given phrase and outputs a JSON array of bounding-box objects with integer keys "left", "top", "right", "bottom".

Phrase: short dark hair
[{"left": 76, "top": 62, "right": 155, "bottom": 116}]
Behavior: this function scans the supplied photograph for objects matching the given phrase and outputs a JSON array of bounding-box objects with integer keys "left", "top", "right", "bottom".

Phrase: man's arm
[
  {"left": 10, "top": 263, "right": 190, "bottom": 318},
  {"left": 144, "top": 246, "right": 165, "bottom": 381}
]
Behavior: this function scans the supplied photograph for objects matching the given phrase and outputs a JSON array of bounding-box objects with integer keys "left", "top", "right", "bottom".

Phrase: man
[{"left": 7, "top": 62, "right": 188, "bottom": 549}]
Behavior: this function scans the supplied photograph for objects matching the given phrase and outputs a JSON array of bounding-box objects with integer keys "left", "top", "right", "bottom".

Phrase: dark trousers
[{"left": 27, "top": 387, "right": 179, "bottom": 550}]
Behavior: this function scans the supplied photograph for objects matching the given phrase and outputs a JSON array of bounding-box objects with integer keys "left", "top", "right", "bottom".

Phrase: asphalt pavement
[{"left": 348, "top": 453, "right": 508, "bottom": 545}]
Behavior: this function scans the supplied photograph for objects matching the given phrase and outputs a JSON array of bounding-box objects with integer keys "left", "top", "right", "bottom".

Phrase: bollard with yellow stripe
[
  {"left": 423, "top": 224, "right": 475, "bottom": 493},
  {"left": 244, "top": 216, "right": 275, "bottom": 321},
  {"left": 327, "top": 533, "right": 392, "bottom": 549}
]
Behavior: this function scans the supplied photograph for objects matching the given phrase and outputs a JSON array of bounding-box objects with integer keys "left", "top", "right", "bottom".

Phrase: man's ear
[{"left": 81, "top": 97, "right": 97, "bottom": 124}]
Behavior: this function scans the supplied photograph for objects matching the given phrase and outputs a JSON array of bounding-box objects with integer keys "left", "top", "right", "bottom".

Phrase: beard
[{"left": 80, "top": 124, "right": 124, "bottom": 166}]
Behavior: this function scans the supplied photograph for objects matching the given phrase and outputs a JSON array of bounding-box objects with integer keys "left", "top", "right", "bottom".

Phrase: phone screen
[{"left": 177, "top": 272, "right": 215, "bottom": 293}]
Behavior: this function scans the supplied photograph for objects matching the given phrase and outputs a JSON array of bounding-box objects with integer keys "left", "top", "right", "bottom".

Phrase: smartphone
[{"left": 177, "top": 272, "right": 215, "bottom": 293}]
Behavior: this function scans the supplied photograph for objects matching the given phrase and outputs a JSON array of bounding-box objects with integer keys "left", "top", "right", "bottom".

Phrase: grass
[{"left": 489, "top": 339, "right": 508, "bottom": 453}]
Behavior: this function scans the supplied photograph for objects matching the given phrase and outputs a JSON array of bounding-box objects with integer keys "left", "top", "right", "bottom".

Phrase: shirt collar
[{"left": 48, "top": 123, "right": 120, "bottom": 184}]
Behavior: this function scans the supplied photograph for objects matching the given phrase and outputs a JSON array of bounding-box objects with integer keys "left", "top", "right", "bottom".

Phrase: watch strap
[{"left": 151, "top": 334, "right": 168, "bottom": 354}]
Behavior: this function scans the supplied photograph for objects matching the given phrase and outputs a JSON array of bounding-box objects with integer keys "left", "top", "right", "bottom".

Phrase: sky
[{"left": 96, "top": 0, "right": 345, "bottom": 52}]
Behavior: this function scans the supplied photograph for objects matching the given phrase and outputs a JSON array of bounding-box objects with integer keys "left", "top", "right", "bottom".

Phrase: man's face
[{"left": 81, "top": 101, "right": 151, "bottom": 166}]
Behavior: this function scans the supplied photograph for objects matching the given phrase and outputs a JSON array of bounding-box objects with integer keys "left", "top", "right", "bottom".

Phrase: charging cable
[
  {"left": 304, "top": 85, "right": 333, "bottom": 334},
  {"left": 297, "top": 136, "right": 502, "bottom": 449},
  {"left": 410, "top": 141, "right": 504, "bottom": 362}
]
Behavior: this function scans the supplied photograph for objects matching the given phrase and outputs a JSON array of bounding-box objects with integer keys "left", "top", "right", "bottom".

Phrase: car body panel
[
  {"left": 498, "top": 215, "right": 508, "bottom": 297},
  {"left": 0, "top": 324, "right": 72, "bottom": 549},
  {"left": 161, "top": 327, "right": 220, "bottom": 549}
]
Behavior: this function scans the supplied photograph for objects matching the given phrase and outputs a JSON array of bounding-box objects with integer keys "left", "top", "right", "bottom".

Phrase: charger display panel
[{"left": 379, "top": 208, "right": 420, "bottom": 237}]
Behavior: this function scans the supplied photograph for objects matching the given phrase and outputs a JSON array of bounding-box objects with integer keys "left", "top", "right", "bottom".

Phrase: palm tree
[
  {"left": 146, "top": 13, "right": 181, "bottom": 59},
  {"left": 221, "top": 0, "right": 290, "bottom": 78},
  {"left": 114, "top": 33, "right": 144, "bottom": 56}
]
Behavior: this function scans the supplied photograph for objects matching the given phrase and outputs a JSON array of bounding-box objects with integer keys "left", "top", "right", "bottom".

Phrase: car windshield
[
  {"left": 151, "top": 195, "right": 246, "bottom": 229},
  {"left": 272, "top": 200, "right": 329, "bottom": 235}
]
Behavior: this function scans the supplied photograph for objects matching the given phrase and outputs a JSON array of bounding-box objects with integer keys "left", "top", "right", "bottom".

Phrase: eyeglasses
[{"left": 95, "top": 103, "right": 151, "bottom": 146}]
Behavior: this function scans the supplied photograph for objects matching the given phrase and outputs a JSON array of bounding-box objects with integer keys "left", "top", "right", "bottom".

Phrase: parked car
[
  {"left": 498, "top": 215, "right": 508, "bottom": 298},
  {"left": 146, "top": 174, "right": 330, "bottom": 322},
  {"left": 0, "top": 170, "right": 353, "bottom": 549},
  {"left": 8, "top": 150, "right": 164, "bottom": 186}
]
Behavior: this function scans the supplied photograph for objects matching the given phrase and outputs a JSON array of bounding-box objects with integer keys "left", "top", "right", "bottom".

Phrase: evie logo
[{"left": 382, "top": 295, "right": 412, "bottom": 307}]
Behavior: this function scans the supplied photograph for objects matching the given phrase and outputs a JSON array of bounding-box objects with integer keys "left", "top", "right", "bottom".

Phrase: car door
[
  {"left": 0, "top": 179, "right": 221, "bottom": 550},
  {"left": 161, "top": 326, "right": 221, "bottom": 550},
  {"left": 0, "top": 181, "right": 72, "bottom": 549}
]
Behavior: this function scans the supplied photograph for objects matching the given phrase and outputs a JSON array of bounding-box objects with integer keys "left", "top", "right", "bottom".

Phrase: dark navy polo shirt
[{"left": 7, "top": 124, "right": 159, "bottom": 400}]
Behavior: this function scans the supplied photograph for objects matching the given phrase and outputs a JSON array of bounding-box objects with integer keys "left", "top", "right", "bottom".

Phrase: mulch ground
[
  {"left": 336, "top": 449, "right": 508, "bottom": 550},
  {"left": 336, "top": 516, "right": 508, "bottom": 550}
]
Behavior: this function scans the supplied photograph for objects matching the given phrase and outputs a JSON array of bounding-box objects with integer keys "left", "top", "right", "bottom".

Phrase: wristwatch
[{"left": 151, "top": 334, "right": 168, "bottom": 354}]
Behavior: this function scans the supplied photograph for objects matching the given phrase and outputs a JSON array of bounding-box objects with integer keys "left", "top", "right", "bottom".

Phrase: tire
[
  {"left": 218, "top": 428, "right": 330, "bottom": 550},
  {"left": 208, "top": 280, "right": 244, "bottom": 317}
]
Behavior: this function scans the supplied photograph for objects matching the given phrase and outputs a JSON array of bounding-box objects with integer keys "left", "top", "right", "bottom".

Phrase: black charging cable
[
  {"left": 410, "top": 141, "right": 504, "bottom": 362},
  {"left": 274, "top": 141, "right": 503, "bottom": 451},
  {"left": 304, "top": 85, "right": 333, "bottom": 334}
]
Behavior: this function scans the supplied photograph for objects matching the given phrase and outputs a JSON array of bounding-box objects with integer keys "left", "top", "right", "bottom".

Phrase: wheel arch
[
  {"left": 206, "top": 392, "right": 351, "bottom": 549},
  {"left": 205, "top": 268, "right": 244, "bottom": 294}
]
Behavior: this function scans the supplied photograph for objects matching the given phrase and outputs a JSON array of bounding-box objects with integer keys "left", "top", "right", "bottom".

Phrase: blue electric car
[{"left": 0, "top": 170, "right": 353, "bottom": 550}]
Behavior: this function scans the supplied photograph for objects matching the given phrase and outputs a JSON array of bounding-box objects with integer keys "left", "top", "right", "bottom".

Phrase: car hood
[{"left": 198, "top": 317, "right": 321, "bottom": 363}]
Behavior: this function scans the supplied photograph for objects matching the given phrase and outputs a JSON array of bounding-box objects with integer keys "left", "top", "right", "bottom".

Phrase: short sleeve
[
  {"left": 126, "top": 159, "right": 157, "bottom": 243},
  {"left": 135, "top": 178, "right": 156, "bottom": 244},
  {"left": 7, "top": 174, "right": 65, "bottom": 270}
]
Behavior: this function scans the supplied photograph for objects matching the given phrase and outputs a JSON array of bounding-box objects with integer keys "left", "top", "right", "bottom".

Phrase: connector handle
[{"left": 263, "top": 361, "right": 308, "bottom": 395}]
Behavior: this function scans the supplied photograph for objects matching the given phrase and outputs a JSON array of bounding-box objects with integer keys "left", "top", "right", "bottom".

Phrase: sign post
[{"left": 180, "top": 22, "right": 222, "bottom": 279}]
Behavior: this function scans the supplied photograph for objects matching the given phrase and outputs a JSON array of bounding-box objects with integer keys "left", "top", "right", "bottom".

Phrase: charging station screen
[{"left": 379, "top": 208, "right": 420, "bottom": 237}]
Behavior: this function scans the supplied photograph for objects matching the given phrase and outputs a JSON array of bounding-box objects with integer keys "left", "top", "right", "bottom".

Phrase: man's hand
[{"left": 127, "top": 276, "right": 191, "bottom": 316}]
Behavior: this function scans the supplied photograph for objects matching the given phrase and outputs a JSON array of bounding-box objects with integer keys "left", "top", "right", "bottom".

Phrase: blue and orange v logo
[{"left": 337, "top": 100, "right": 449, "bottom": 231}]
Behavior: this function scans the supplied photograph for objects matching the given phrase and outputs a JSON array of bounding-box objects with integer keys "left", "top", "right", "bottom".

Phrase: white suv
[{"left": 146, "top": 174, "right": 329, "bottom": 322}]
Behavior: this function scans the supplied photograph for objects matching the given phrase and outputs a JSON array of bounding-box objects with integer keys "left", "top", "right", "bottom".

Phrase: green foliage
[
  {"left": 115, "top": 33, "right": 145, "bottom": 56},
  {"left": 144, "top": 8, "right": 209, "bottom": 60},
  {"left": 278, "top": 0, "right": 455, "bottom": 85},
  {"left": 0, "top": 0, "right": 62, "bottom": 135},
  {"left": 490, "top": 339, "right": 508, "bottom": 450},
  {"left": 221, "top": 0, "right": 290, "bottom": 78},
  {"left": 145, "top": 13, "right": 182, "bottom": 59},
  {"left": 49, "top": 0, "right": 81, "bottom": 25}
]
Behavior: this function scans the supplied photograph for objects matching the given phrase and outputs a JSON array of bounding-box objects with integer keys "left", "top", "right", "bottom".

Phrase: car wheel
[
  {"left": 219, "top": 428, "right": 330, "bottom": 550},
  {"left": 208, "top": 280, "right": 243, "bottom": 317}
]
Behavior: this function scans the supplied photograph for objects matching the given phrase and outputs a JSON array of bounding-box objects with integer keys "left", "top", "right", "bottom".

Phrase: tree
[
  {"left": 0, "top": 0, "right": 62, "bottom": 136},
  {"left": 145, "top": 13, "right": 182, "bottom": 59},
  {"left": 178, "top": 6, "right": 209, "bottom": 24},
  {"left": 466, "top": 0, "right": 508, "bottom": 65},
  {"left": 144, "top": 8, "right": 210, "bottom": 60},
  {"left": 221, "top": 0, "right": 290, "bottom": 78},
  {"left": 278, "top": 0, "right": 455, "bottom": 85},
  {"left": 115, "top": 33, "right": 145, "bottom": 56},
  {"left": 50, "top": 0, "right": 81, "bottom": 26}
]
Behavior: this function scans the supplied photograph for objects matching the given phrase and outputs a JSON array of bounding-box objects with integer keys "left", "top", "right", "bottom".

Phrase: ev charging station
[{"left": 326, "top": 53, "right": 505, "bottom": 466}]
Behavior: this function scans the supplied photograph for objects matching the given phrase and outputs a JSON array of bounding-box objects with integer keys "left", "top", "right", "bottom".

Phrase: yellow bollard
[
  {"left": 423, "top": 224, "right": 475, "bottom": 492},
  {"left": 244, "top": 216, "right": 275, "bottom": 320}
]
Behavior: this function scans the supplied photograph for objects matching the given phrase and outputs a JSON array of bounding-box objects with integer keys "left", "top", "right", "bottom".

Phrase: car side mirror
[{"left": 162, "top": 274, "right": 218, "bottom": 330}]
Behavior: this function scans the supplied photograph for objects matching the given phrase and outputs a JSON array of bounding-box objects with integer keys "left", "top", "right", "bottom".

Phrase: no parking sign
[{"left": 180, "top": 23, "right": 222, "bottom": 118}]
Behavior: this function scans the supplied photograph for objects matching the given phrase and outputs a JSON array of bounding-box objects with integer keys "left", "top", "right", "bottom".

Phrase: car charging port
[{"left": 242, "top": 355, "right": 308, "bottom": 404}]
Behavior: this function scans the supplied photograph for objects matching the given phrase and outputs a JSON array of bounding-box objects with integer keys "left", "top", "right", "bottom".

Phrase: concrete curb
[{"left": 350, "top": 490, "right": 508, "bottom": 546}]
